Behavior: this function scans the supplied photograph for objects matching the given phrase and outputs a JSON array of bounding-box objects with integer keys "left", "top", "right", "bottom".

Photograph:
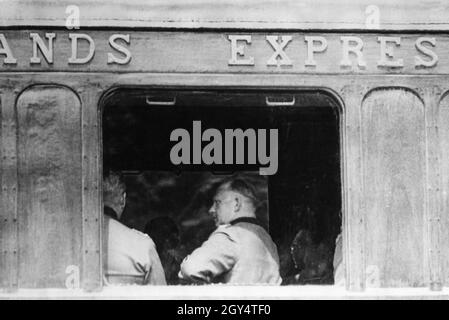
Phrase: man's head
[
  {"left": 103, "top": 171, "right": 126, "bottom": 220},
  {"left": 209, "top": 177, "right": 258, "bottom": 226}
]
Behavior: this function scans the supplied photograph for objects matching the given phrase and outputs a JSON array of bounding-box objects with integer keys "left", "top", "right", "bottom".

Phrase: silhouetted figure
[
  {"left": 145, "top": 216, "right": 182, "bottom": 285},
  {"left": 290, "top": 229, "right": 333, "bottom": 284}
]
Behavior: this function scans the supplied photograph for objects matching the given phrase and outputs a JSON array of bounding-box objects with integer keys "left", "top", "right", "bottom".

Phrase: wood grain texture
[
  {"left": 340, "top": 84, "right": 366, "bottom": 291},
  {"left": 16, "top": 85, "right": 82, "bottom": 288},
  {"left": 0, "top": 90, "right": 19, "bottom": 291},
  {"left": 80, "top": 87, "right": 102, "bottom": 291},
  {"left": 438, "top": 92, "right": 449, "bottom": 287},
  {"left": 419, "top": 86, "right": 443, "bottom": 291},
  {"left": 362, "top": 88, "right": 426, "bottom": 287}
]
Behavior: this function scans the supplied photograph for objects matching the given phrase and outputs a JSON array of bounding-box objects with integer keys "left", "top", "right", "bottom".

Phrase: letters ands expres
[{"left": 0, "top": 33, "right": 440, "bottom": 69}]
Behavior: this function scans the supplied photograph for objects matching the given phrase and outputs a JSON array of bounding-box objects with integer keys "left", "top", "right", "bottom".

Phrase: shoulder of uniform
[
  {"left": 214, "top": 224, "right": 234, "bottom": 233},
  {"left": 212, "top": 224, "right": 238, "bottom": 240},
  {"left": 131, "top": 228, "right": 158, "bottom": 247},
  {"left": 109, "top": 218, "right": 141, "bottom": 235},
  {"left": 130, "top": 227, "right": 152, "bottom": 241},
  {"left": 130, "top": 228, "right": 149, "bottom": 238}
]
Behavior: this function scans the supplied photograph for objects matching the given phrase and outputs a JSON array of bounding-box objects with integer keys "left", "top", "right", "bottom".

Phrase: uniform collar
[
  {"left": 230, "top": 216, "right": 263, "bottom": 228},
  {"left": 104, "top": 206, "right": 118, "bottom": 220}
]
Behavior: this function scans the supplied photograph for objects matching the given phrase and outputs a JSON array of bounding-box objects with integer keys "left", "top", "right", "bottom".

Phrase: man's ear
[
  {"left": 234, "top": 196, "right": 242, "bottom": 212},
  {"left": 121, "top": 192, "right": 126, "bottom": 207}
]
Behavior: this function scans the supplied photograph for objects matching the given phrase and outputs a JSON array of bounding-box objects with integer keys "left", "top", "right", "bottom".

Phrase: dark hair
[{"left": 218, "top": 177, "right": 258, "bottom": 208}]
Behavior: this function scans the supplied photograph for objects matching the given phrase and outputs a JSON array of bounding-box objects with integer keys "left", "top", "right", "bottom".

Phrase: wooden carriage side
[{"left": 0, "top": 0, "right": 449, "bottom": 297}]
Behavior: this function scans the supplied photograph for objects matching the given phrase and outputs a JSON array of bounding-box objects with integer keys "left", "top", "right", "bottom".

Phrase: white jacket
[
  {"left": 179, "top": 219, "right": 281, "bottom": 285},
  {"left": 103, "top": 215, "right": 167, "bottom": 285}
]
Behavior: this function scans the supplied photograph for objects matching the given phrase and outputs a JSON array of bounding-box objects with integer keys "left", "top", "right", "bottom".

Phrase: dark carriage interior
[{"left": 102, "top": 88, "right": 342, "bottom": 285}]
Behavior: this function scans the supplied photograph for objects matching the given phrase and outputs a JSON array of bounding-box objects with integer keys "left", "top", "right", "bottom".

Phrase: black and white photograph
[{"left": 0, "top": 0, "right": 449, "bottom": 302}]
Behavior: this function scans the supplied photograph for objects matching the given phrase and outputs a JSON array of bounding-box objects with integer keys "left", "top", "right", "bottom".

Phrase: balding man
[
  {"left": 179, "top": 177, "right": 281, "bottom": 285},
  {"left": 103, "top": 171, "right": 166, "bottom": 285}
]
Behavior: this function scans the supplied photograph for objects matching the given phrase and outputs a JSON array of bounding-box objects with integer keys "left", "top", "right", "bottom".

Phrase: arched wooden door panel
[
  {"left": 438, "top": 93, "right": 449, "bottom": 286},
  {"left": 16, "top": 85, "right": 82, "bottom": 288},
  {"left": 362, "top": 88, "right": 426, "bottom": 287}
]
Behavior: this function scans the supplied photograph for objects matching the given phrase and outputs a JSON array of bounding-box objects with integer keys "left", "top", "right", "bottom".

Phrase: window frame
[{"left": 98, "top": 86, "right": 345, "bottom": 291}]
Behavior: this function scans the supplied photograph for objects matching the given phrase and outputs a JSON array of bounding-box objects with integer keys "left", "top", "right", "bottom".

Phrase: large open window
[{"left": 102, "top": 88, "right": 342, "bottom": 286}]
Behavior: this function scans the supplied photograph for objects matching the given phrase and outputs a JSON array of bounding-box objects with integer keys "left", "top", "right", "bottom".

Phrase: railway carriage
[{"left": 1, "top": 0, "right": 449, "bottom": 298}]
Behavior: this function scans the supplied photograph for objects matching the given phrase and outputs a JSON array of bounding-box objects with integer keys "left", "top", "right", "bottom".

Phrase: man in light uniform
[
  {"left": 179, "top": 177, "right": 281, "bottom": 285},
  {"left": 103, "top": 172, "right": 166, "bottom": 285}
]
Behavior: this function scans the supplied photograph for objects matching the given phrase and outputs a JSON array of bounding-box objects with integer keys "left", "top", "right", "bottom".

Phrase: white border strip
[{"left": 1, "top": 286, "right": 449, "bottom": 299}]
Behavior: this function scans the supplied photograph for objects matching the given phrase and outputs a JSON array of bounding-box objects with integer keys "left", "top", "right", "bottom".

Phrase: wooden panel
[
  {"left": 80, "top": 87, "right": 102, "bottom": 291},
  {"left": 420, "top": 87, "right": 443, "bottom": 291},
  {"left": 0, "top": 31, "right": 447, "bottom": 74},
  {"left": 438, "top": 92, "right": 449, "bottom": 286},
  {"left": 0, "top": 92, "right": 4, "bottom": 288},
  {"left": 340, "top": 85, "right": 366, "bottom": 291},
  {"left": 362, "top": 88, "right": 426, "bottom": 287},
  {"left": 0, "top": 90, "right": 19, "bottom": 290},
  {"left": 17, "top": 85, "right": 82, "bottom": 288}
]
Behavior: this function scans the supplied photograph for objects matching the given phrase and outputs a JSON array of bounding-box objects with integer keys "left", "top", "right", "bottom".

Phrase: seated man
[
  {"left": 179, "top": 177, "right": 281, "bottom": 285},
  {"left": 103, "top": 171, "right": 166, "bottom": 285}
]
